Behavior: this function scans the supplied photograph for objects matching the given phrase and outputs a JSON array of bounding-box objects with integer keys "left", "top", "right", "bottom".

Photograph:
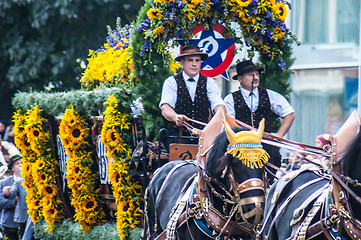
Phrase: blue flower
[
  {"left": 169, "top": 1, "right": 176, "bottom": 8},
  {"left": 137, "top": 19, "right": 150, "bottom": 32},
  {"left": 278, "top": 59, "right": 286, "bottom": 71},
  {"left": 265, "top": 11, "right": 272, "bottom": 19},
  {"left": 177, "top": 29, "right": 183, "bottom": 38},
  {"left": 177, "top": 0, "right": 184, "bottom": 8},
  {"left": 123, "top": 42, "right": 130, "bottom": 49}
]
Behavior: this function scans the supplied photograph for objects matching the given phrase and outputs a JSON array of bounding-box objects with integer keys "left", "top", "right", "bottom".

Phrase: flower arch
[{"left": 132, "top": 0, "right": 298, "bottom": 136}]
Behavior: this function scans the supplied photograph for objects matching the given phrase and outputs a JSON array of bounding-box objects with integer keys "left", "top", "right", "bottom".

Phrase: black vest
[
  {"left": 232, "top": 88, "right": 273, "bottom": 132},
  {"left": 173, "top": 73, "right": 210, "bottom": 129}
]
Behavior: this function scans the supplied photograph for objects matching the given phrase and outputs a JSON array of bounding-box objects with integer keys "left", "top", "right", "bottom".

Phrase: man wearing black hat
[
  {"left": 159, "top": 45, "right": 225, "bottom": 143},
  {"left": 225, "top": 60, "right": 295, "bottom": 136},
  {"left": 224, "top": 60, "right": 295, "bottom": 179}
]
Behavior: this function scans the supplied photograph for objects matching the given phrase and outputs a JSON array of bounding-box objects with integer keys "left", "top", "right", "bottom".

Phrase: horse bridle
[
  {"left": 227, "top": 167, "right": 266, "bottom": 226},
  {"left": 196, "top": 165, "right": 266, "bottom": 238}
]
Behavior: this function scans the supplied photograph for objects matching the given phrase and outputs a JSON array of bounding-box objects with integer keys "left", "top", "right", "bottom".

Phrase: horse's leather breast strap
[
  {"left": 155, "top": 161, "right": 194, "bottom": 207},
  {"left": 154, "top": 173, "right": 197, "bottom": 240},
  {"left": 259, "top": 169, "right": 306, "bottom": 235},
  {"left": 263, "top": 174, "right": 326, "bottom": 238},
  {"left": 290, "top": 185, "right": 328, "bottom": 240},
  {"left": 166, "top": 175, "right": 196, "bottom": 240}
]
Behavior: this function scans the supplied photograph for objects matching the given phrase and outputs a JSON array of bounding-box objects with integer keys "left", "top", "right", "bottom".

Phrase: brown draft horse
[{"left": 142, "top": 119, "right": 269, "bottom": 240}]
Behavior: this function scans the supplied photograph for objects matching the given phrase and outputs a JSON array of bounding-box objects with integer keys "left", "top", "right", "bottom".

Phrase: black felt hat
[{"left": 232, "top": 60, "right": 264, "bottom": 80}]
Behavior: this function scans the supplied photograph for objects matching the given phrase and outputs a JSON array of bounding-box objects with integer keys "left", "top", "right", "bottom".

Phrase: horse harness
[
  {"left": 155, "top": 166, "right": 266, "bottom": 240},
  {"left": 260, "top": 167, "right": 361, "bottom": 240}
]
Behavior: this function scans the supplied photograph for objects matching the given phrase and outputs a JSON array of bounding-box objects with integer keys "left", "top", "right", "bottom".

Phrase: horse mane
[
  {"left": 342, "top": 131, "right": 361, "bottom": 219},
  {"left": 205, "top": 127, "right": 245, "bottom": 179},
  {"left": 343, "top": 131, "right": 361, "bottom": 178}
]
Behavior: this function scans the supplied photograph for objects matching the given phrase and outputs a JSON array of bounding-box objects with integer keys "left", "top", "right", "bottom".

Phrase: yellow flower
[
  {"left": 272, "top": 26, "right": 285, "bottom": 42},
  {"left": 105, "top": 128, "right": 121, "bottom": 146},
  {"left": 27, "top": 126, "right": 41, "bottom": 140},
  {"left": 147, "top": 8, "right": 163, "bottom": 20},
  {"left": 190, "top": 0, "right": 202, "bottom": 5},
  {"left": 82, "top": 198, "right": 98, "bottom": 212},
  {"left": 236, "top": 0, "right": 252, "bottom": 7},
  {"left": 152, "top": 26, "right": 165, "bottom": 35},
  {"left": 14, "top": 133, "right": 32, "bottom": 153},
  {"left": 43, "top": 184, "right": 57, "bottom": 198},
  {"left": 276, "top": 2, "right": 288, "bottom": 21}
]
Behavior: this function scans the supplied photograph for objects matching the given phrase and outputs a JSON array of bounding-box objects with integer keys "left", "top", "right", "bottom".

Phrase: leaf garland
[
  {"left": 101, "top": 95, "right": 142, "bottom": 239},
  {"left": 59, "top": 106, "right": 106, "bottom": 232},
  {"left": 13, "top": 105, "right": 64, "bottom": 231},
  {"left": 12, "top": 87, "right": 132, "bottom": 118}
]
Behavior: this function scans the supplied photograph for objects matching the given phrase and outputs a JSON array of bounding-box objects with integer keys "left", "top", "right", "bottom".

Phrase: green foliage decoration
[
  {"left": 12, "top": 87, "right": 134, "bottom": 116},
  {"left": 132, "top": 0, "right": 176, "bottom": 139}
]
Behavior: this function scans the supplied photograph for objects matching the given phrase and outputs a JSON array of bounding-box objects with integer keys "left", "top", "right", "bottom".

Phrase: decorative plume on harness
[{"left": 222, "top": 118, "right": 269, "bottom": 169}]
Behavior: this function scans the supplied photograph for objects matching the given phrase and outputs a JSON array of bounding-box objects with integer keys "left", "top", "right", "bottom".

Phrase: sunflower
[
  {"left": 58, "top": 124, "right": 70, "bottom": 139},
  {"left": 68, "top": 124, "right": 85, "bottom": 140},
  {"left": 32, "top": 161, "right": 50, "bottom": 182},
  {"left": 276, "top": 2, "right": 288, "bottom": 21},
  {"left": 152, "top": 26, "right": 165, "bottom": 35},
  {"left": 34, "top": 158, "right": 46, "bottom": 170},
  {"left": 25, "top": 126, "right": 41, "bottom": 141},
  {"left": 43, "top": 184, "right": 57, "bottom": 198},
  {"left": 21, "top": 162, "right": 32, "bottom": 179},
  {"left": 236, "top": 0, "right": 252, "bottom": 8},
  {"left": 105, "top": 128, "right": 121, "bottom": 147},
  {"left": 82, "top": 198, "right": 98, "bottom": 212},
  {"left": 66, "top": 114, "right": 78, "bottom": 127},
  {"left": 146, "top": 8, "right": 163, "bottom": 19},
  {"left": 272, "top": 26, "right": 285, "bottom": 42},
  {"left": 14, "top": 133, "right": 32, "bottom": 153}
]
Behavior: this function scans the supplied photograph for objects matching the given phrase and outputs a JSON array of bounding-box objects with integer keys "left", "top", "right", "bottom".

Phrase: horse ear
[
  {"left": 222, "top": 119, "right": 236, "bottom": 144},
  {"left": 257, "top": 118, "right": 265, "bottom": 139}
]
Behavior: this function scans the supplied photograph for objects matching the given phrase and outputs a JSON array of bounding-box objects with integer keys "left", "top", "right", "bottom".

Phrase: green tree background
[{"left": 0, "top": 0, "right": 144, "bottom": 122}]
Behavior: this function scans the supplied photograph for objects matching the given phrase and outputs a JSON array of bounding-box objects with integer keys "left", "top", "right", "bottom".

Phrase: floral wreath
[
  {"left": 137, "top": 0, "right": 296, "bottom": 67},
  {"left": 59, "top": 105, "right": 106, "bottom": 232},
  {"left": 13, "top": 105, "right": 64, "bottom": 231},
  {"left": 101, "top": 95, "right": 142, "bottom": 239},
  {"left": 131, "top": 0, "right": 297, "bottom": 137}
]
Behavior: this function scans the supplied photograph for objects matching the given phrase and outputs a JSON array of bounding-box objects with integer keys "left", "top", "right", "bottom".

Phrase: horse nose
[
  {"left": 238, "top": 192, "right": 265, "bottom": 225},
  {"left": 241, "top": 201, "right": 265, "bottom": 223}
]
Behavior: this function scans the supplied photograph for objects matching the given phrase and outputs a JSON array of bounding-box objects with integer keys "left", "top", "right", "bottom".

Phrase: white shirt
[
  {"left": 224, "top": 87, "right": 294, "bottom": 118},
  {"left": 159, "top": 71, "right": 224, "bottom": 111}
]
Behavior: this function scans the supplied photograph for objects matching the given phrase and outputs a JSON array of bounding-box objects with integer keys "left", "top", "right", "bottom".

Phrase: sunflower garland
[
  {"left": 59, "top": 106, "right": 106, "bottom": 232},
  {"left": 13, "top": 110, "right": 42, "bottom": 222},
  {"left": 13, "top": 106, "right": 64, "bottom": 231},
  {"left": 101, "top": 95, "right": 142, "bottom": 239}
]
